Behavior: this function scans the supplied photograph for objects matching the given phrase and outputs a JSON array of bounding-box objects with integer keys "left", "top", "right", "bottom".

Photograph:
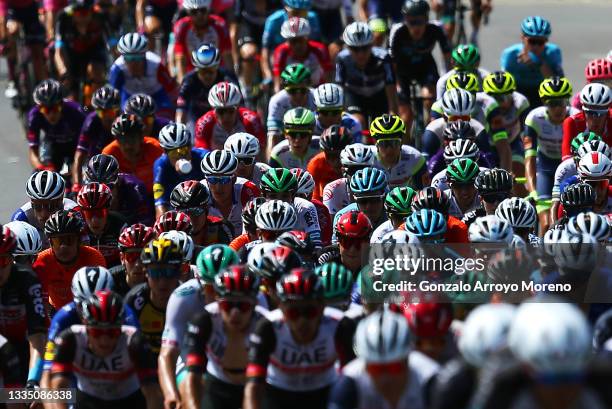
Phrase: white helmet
[
  {"left": 577, "top": 151, "right": 612, "bottom": 180},
  {"left": 26, "top": 170, "right": 65, "bottom": 200},
  {"left": 208, "top": 81, "right": 242, "bottom": 108},
  {"left": 201, "top": 150, "right": 238, "bottom": 175},
  {"left": 543, "top": 227, "right": 566, "bottom": 256},
  {"left": 354, "top": 310, "right": 411, "bottom": 363},
  {"left": 224, "top": 132, "right": 260, "bottom": 158},
  {"left": 191, "top": 43, "right": 221, "bottom": 68},
  {"left": 381, "top": 230, "right": 411, "bottom": 244},
  {"left": 4, "top": 221, "right": 42, "bottom": 256},
  {"left": 159, "top": 230, "right": 194, "bottom": 262},
  {"left": 372, "top": 230, "right": 423, "bottom": 257},
  {"left": 510, "top": 234, "right": 527, "bottom": 249},
  {"left": 342, "top": 22, "right": 373, "bottom": 47},
  {"left": 314, "top": 83, "right": 344, "bottom": 109},
  {"left": 255, "top": 200, "right": 297, "bottom": 232},
  {"left": 443, "top": 139, "right": 479, "bottom": 162},
  {"left": 441, "top": 88, "right": 475, "bottom": 117},
  {"left": 281, "top": 17, "right": 311, "bottom": 39},
  {"left": 508, "top": 299, "right": 592, "bottom": 375},
  {"left": 580, "top": 83, "right": 612, "bottom": 109},
  {"left": 577, "top": 140, "right": 611, "bottom": 160},
  {"left": 341, "top": 143, "right": 375, "bottom": 167},
  {"left": 290, "top": 168, "right": 315, "bottom": 197},
  {"left": 247, "top": 242, "right": 277, "bottom": 275},
  {"left": 459, "top": 303, "right": 516, "bottom": 367},
  {"left": 567, "top": 212, "right": 610, "bottom": 242},
  {"left": 183, "top": 0, "right": 212, "bottom": 9},
  {"left": 553, "top": 231, "right": 599, "bottom": 271},
  {"left": 158, "top": 122, "right": 192, "bottom": 150},
  {"left": 495, "top": 197, "right": 537, "bottom": 230},
  {"left": 117, "top": 32, "right": 148, "bottom": 55},
  {"left": 469, "top": 215, "right": 514, "bottom": 243},
  {"left": 71, "top": 266, "right": 114, "bottom": 303}
]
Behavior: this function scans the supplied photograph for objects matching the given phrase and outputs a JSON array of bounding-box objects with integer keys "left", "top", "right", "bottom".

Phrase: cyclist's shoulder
[
  {"left": 501, "top": 43, "right": 523, "bottom": 56},
  {"left": 512, "top": 91, "right": 530, "bottom": 110},
  {"left": 400, "top": 144, "right": 423, "bottom": 157},
  {"left": 270, "top": 140, "right": 291, "bottom": 156},
  {"left": 238, "top": 107, "right": 260, "bottom": 120},
  {"left": 265, "top": 9, "right": 286, "bottom": 25},
  {"left": 170, "top": 278, "right": 201, "bottom": 300},
  {"left": 336, "top": 48, "right": 351, "bottom": 61},
  {"left": 174, "top": 15, "right": 193, "bottom": 32},
  {"left": 208, "top": 13, "right": 228, "bottom": 27},
  {"left": 79, "top": 245, "right": 106, "bottom": 263},
  {"left": 525, "top": 105, "right": 547, "bottom": 120},
  {"left": 125, "top": 282, "right": 150, "bottom": 306}
]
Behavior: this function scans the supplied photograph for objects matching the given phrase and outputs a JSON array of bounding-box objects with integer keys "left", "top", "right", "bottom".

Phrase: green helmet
[
  {"left": 260, "top": 168, "right": 298, "bottom": 193},
  {"left": 196, "top": 244, "right": 239, "bottom": 283},
  {"left": 384, "top": 186, "right": 416, "bottom": 215},
  {"left": 570, "top": 132, "right": 602, "bottom": 155},
  {"left": 315, "top": 262, "right": 354, "bottom": 301},
  {"left": 446, "top": 158, "right": 480, "bottom": 184},
  {"left": 283, "top": 107, "right": 316, "bottom": 131},
  {"left": 280, "top": 63, "right": 311, "bottom": 87},
  {"left": 451, "top": 44, "right": 480, "bottom": 70}
]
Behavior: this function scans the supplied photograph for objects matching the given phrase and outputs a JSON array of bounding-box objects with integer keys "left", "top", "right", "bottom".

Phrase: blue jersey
[
  {"left": 559, "top": 174, "right": 579, "bottom": 196},
  {"left": 262, "top": 10, "right": 321, "bottom": 51},
  {"left": 315, "top": 112, "right": 363, "bottom": 143},
  {"left": 500, "top": 43, "right": 563, "bottom": 88},
  {"left": 153, "top": 148, "right": 208, "bottom": 207}
]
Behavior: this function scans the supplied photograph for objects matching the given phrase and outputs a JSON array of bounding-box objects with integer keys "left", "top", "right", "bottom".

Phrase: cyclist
[
  {"left": 523, "top": 76, "right": 578, "bottom": 232},
  {"left": 576, "top": 152, "right": 612, "bottom": 215},
  {"left": 135, "top": 0, "right": 177, "bottom": 54},
  {"left": 328, "top": 210, "right": 372, "bottom": 274},
  {"left": 308, "top": 124, "right": 352, "bottom": 201},
  {"left": 573, "top": 58, "right": 612, "bottom": 110},
  {"left": 436, "top": 44, "right": 489, "bottom": 98},
  {"left": 370, "top": 186, "right": 416, "bottom": 243},
  {"left": 244, "top": 268, "right": 355, "bottom": 409},
  {"left": 404, "top": 208, "right": 448, "bottom": 244},
  {"left": 336, "top": 22, "right": 398, "bottom": 128},
  {"left": 195, "top": 81, "right": 265, "bottom": 150},
  {"left": 313, "top": 83, "right": 363, "bottom": 142},
  {"left": 390, "top": 0, "right": 452, "bottom": 128},
  {"left": 153, "top": 123, "right": 207, "bottom": 216},
  {"left": 315, "top": 262, "right": 356, "bottom": 314},
  {"left": 431, "top": 0, "right": 492, "bottom": 45},
  {"left": 445, "top": 158, "right": 481, "bottom": 219},
  {"left": 4, "top": 220, "right": 42, "bottom": 266},
  {"left": 229, "top": 197, "right": 267, "bottom": 251},
  {"left": 430, "top": 138, "right": 485, "bottom": 190},
  {"left": 495, "top": 197, "right": 538, "bottom": 245},
  {"left": 224, "top": 132, "right": 270, "bottom": 186},
  {"left": 124, "top": 93, "right": 172, "bottom": 138},
  {"left": 269, "top": 107, "right": 319, "bottom": 169},
  {"left": 113, "top": 223, "right": 156, "bottom": 296},
  {"left": 48, "top": 290, "right": 162, "bottom": 409},
  {"left": 83, "top": 154, "right": 155, "bottom": 226},
  {"left": 462, "top": 168, "right": 513, "bottom": 226},
  {"left": 77, "top": 183, "right": 127, "bottom": 267},
  {"left": 554, "top": 183, "right": 597, "bottom": 228},
  {"left": 102, "top": 113, "right": 164, "bottom": 193},
  {"left": 404, "top": 300, "right": 453, "bottom": 363},
  {"left": 27, "top": 79, "right": 86, "bottom": 171},
  {"left": 291, "top": 168, "right": 332, "bottom": 246},
  {"left": 154, "top": 210, "right": 195, "bottom": 236},
  {"left": 500, "top": 16, "right": 564, "bottom": 107}
]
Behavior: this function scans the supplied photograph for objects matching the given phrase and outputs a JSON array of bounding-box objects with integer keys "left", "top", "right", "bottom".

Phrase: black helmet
[
  {"left": 560, "top": 183, "right": 596, "bottom": 209},
  {"left": 401, "top": 0, "right": 430, "bottom": 16},
  {"left": 169, "top": 180, "right": 210, "bottom": 210},
  {"left": 91, "top": 85, "right": 120, "bottom": 110},
  {"left": 45, "top": 209, "right": 85, "bottom": 236},
  {"left": 84, "top": 154, "right": 120, "bottom": 186},
  {"left": 111, "top": 114, "right": 144, "bottom": 138},
  {"left": 319, "top": 125, "right": 352, "bottom": 152},
  {"left": 33, "top": 79, "right": 64, "bottom": 106},
  {"left": 474, "top": 168, "right": 513, "bottom": 195},
  {"left": 259, "top": 245, "right": 303, "bottom": 281},
  {"left": 443, "top": 120, "right": 476, "bottom": 141},
  {"left": 411, "top": 187, "right": 450, "bottom": 216},
  {"left": 124, "top": 93, "right": 157, "bottom": 118}
]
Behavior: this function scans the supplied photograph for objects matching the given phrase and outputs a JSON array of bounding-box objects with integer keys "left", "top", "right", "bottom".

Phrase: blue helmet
[
  {"left": 405, "top": 209, "right": 447, "bottom": 239},
  {"left": 283, "top": 0, "right": 311, "bottom": 10},
  {"left": 521, "top": 16, "right": 551, "bottom": 37},
  {"left": 349, "top": 167, "right": 388, "bottom": 197}
]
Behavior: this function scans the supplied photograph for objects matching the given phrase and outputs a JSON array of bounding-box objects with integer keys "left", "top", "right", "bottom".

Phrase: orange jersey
[
  {"left": 229, "top": 233, "right": 251, "bottom": 251},
  {"left": 307, "top": 152, "right": 342, "bottom": 202}
]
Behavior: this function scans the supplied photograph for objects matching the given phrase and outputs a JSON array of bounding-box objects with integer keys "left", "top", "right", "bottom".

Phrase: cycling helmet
[
  {"left": 577, "top": 140, "right": 611, "bottom": 160},
  {"left": 443, "top": 139, "right": 479, "bottom": 162},
  {"left": 580, "top": 83, "right": 612, "bottom": 109},
  {"left": 183, "top": 0, "right": 212, "bottom": 9},
  {"left": 91, "top": 85, "right": 120, "bottom": 110},
  {"left": 118, "top": 223, "right": 155, "bottom": 250},
  {"left": 290, "top": 168, "right": 315, "bottom": 198},
  {"left": 315, "top": 262, "right": 353, "bottom": 301},
  {"left": 124, "top": 94, "right": 156, "bottom": 118},
  {"left": 282, "top": 0, "right": 311, "bottom": 9},
  {"left": 451, "top": 44, "right": 480, "bottom": 70},
  {"left": 368, "top": 18, "right": 387, "bottom": 34},
  {"left": 72, "top": 266, "right": 114, "bottom": 303},
  {"left": 401, "top": 0, "right": 430, "bottom": 16},
  {"left": 468, "top": 215, "right": 514, "bottom": 243},
  {"left": 349, "top": 167, "right": 388, "bottom": 197},
  {"left": 404, "top": 301, "right": 453, "bottom": 338},
  {"left": 44, "top": 209, "right": 84, "bottom": 236},
  {"left": 33, "top": 79, "right": 63, "bottom": 106},
  {"left": 342, "top": 22, "right": 373, "bottom": 47},
  {"left": 111, "top": 114, "right": 144, "bottom": 138},
  {"left": 260, "top": 245, "right": 303, "bottom": 281},
  {"left": 405, "top": 209, "right": 447, "bottom": 239},
  {"left": 483, "top": 71, "right": 517, "bottom": 95},
  {"left": 255, "top": 200, "right": 297, "bottom": 231},
  {"left": 314, "top": 83, "right": 344, "bottom": 110},
  {"left": 4, "top": 221, "right": 41, "bottom": 256},
  {"left": 354, "top": 310, "right": 411, "bottom": 363},
  {"left": 441, "top": 88, "right": 475, "bottom": 116},
  {"left": 281, "top": 17, "right": 310, "bottom": 39},
  {"left": 561, "top": 183, "right": 596, "bottom": 209},
  {"left": 170, "top": 180, "right": 210, "bottom": 210},
  {"left": 276, "top": 268, "right": 323, "bottom": 301},
  {"left": 442, "top": 120, "right": 476, "bottom": 141},
  {"left": 283, "top": 107, "right": 316, "bottom": 130},
  {"left": 370, "top": 114, "right": 406, "bottom": 139},
  {"left": 384, "top": 186, "right": 417, "bottom": 215},
  {"left": 158, "top": 122, "right": 192, "bottom": 150},
  {"left": 224, "top": 132, "right": 260, "bottom": 158},
  {"left": 276, "top": 230, "right": 315, "bottom": 255},
  {"left": 411, "top": 187, "right": 450, "bottom": 215},
  {"left": 260, "top": 168, "right": 298, "bottom": 194},
  {"left": 567, "top": 212, "right": 610, "bottom": 242},
  {"left": 571, "top": 132, "right": 603, "bottom": 156},
  {"left": 80, "top": 290, "right": 124, "bottom": 327},
  {"left": 495, "top": 198, "right": 537, "bottom": 230},
  {"left": 196, "top": 244, "right": 239, "bottom": 283},
  {"left": 159, "top": 230, "right": 194, "bottom": 262},
  {"left": 26, "top": 170, "right": 65, "bottom": 200},
  {"left": 117, "top": 32, "right": 148, "bottom": 55},
  {"left": 577, "top": 152, "right": 612, "bottom": 180},
  {"left": 201, "top": 150, "right": 238, "bottom": 175},
  {"left": 509, "top": 299, "right": 591, "bottom": 375},
  {"left": 336, "top": 210, "right": 372, "bottom": 238},
  {"left": 84, "top": 154, "right": 119, "bottom": 186},
  {"left": 77, "top": 183, "right": 112, "bottom": 209},
  {"left": 593, "top": 309, "right": 612, "bottom": 349},
  {"left": 191, "top": 43, "right": 221, "bottom": 69},
  {"left": 585, "top": 58, "right": 612, "bottom": 82},
  {"left": 553, "top": 231, "right": 599, "bottom": 271},
  {"left": 474, "top": 168, "right": 513, "bottom": 194},
  {"left": 380, "top": 230, "right": 413, "bottom": 244},
  {"left": 538, "top": 76, "right": 572, "bottom": 100},
  {"left": 213, "top": 265, "right": 259, "bottom": 298},
  {"left": 520, "top": 16, "right": 551, "bottom": 37},
  {"left": 459, "top": 303, "right": 516, "bottom": 367},
  {"left": 0, "top": 225, "right": 17, "bottom": 255},
  {"left": 246, "top": 242, "right": 276, "bottom": 277},
  {"left": 208, "top": 81, "right": 242, "bottom": 108},
  {"left": 140, "top": 237, "right": 184, "bottom": 265},
  {"left": 446, "top": 71, "right": 480, "bottom": 93},
  {"left": 340, "top": 143, "right": 375, "bottom": 167},
  {"left": 243, "top": 197, "right": 267, "bottom": 231},
  {"left": 319, "top": 125, "right": 351, "bottom": 152},
  {"left": 280, "top": 63, "right": 311, "bottom": 87},
  {"left": 446, "top": 158, "right": 480, "bottom": 184},
  {"left": 154, "top": 211, "right": 193, "bottom": 235}
]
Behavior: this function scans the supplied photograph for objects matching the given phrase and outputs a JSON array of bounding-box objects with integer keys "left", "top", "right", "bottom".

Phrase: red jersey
[
  {"left": 272, "top": 40, "right": 332, "bottom": 86},
  {"left": 561, "top": 109, "right": 612, "bottom": 160},
  {"left": 194, "top": 107, "right": 265, "bottom": 150},
  {"left": 307, "top": 152, "right": 342, "bottom": 202},
  {"left": 173, "top": 15, "right": 231, "bottom": 73},
  {"left": 312, "top": 198, "right": 332, "bottom": 247}
]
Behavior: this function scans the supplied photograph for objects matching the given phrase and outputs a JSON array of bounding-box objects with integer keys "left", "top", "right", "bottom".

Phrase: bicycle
[
  {"left": 454, "top": 1, "right": 469, "bottom": 46},
  {"left": 408, "top": 80, "right": 427, "bottom": 150},
  {"left": 12, "top": 26, "right": 36, "bottom": 132}
]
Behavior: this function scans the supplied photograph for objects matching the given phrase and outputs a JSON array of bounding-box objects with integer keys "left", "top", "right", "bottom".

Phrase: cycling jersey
[
  {"left": 55, "top": 7, "right": 108, "bottom": 54},
  {"left": 233, "top": 0, "right": 282, "bottom": 46},
  {"left": 398, "top": 215, "right": 469, "bottom": 243},
  {"left": 153, "top": 148, "right": 208, "bottom": 207},
  {"left": 12, "top": 198, "right": 79, "bottom": 249},
  {"left": 422, "top": 118, "right": 488, "bottom": 158},
  {"left": 552, "top": 157, "right": 577, "bottom": 200},
  {"left": 269, "top": 137, "right": 321, "bottom": 170},
  {"left": 195, "top": 107, "right": 266, "bottom": 151},
  {"left": 307, "top": 152, "right": 342, "bottom": 202},
  {"left": 491, "top": 92, "right": 531, "bottom": 143},
  {"left": 267, "top": 88, "right": 317, "bottom": 133},
  {"left": 112, "top": 173, "right": 155, "bottom": 226},
  {"left": 173, "top": 15, "right": 231, "bottom": 73},
  {"left": 461, "top": 206, "right": 486, "bottom": 227},
  {"left": 431, "top": 92, "right": 500, "bottom": 136},
  {"left": 293, "top": 197, "right": 323, "bottom": 246},
  {"left": 312, "top": 198, "right": 332, "bottom": 247},
  {"left": 77, "top": 111, "right": 114, "bottom": 155},
  {"left": 84, "top": 212, "right": 128, "bottom": 268},
  {"left": 322, "top": 178, "right": 350, "bottom": 217},
  {"left": 0, "top": 335, "right": 23, "bottom": 388},
  {"left": 561, "top": 109, "right": 612, "bottom": 160},
  {"left": 161, "top": 278, "right": 206, "bottom": 351},
  {"left": 314, "top": 112, "right": 363, "bottom": 143},
  {"left": 524, "top": 106, "right": 580, "bottom": 160},
  {"left": 500, "top": 43, "right": 563, "bottom": 89},
  {"left": 370, "top": 220, "right": 394, "bottom": 244},
  {"left": 371, "top": 145, "right": 427, "bottom": 188},
  {"left": 436, "top": 67, "right": 491, "bottom": 100},
  {"left": 446, "top": 189, "right": 481, "bottom": 220},
  {"left": 272, "top": 40, "right": 332, "bottom": 86},
  {"left": 247, "top": 162, "right": 271, "bottom": 188},
  {"left": 27, "top": 100, "right": 86, "bottom": 149},
  {"left": 335, "top": 47, "right": 395, "bottom": 98},
  {"left": 262, "top": 10, "right": 321, "bottom": 52},
  {"left": 124, "top": 283, "right": 167, "bottom": 354},
  {"left": 558, "top": 178, "right": 612, "bottom": 215}
]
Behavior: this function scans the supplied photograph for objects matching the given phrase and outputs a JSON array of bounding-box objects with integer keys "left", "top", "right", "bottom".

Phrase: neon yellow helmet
[
  {"left": 369, "top": 114, "right": 405, "bottom": 139},
  {"left": 446, "top": 72, "right": 480, "bottom": 93},
  {"left": 483, "top": 71, "right": 516, "bottom": 95},
  {"left": 538, "top": 76, "right": 573, "bottom": 101}
]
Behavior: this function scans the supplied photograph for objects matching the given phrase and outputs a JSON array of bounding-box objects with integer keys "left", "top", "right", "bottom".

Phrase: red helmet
[
  {"left": 154, "top": 210, "right": 194, "bottom": 235},
  {"left": 336, "top": 210, "right": 372, "bottom": 238},
  {"left": 260, "top": 245, "right": 303, "bottom": 281},
  {"left": 213, "top": 265, "right": 260, "bottom": 298},
  {"left": 276, "top": 268, "right": 323, "bottom": 301},
  {"left": 77, "top": 182, "right": 112, "bottom": 209},
  {"left": 80, "top": 290, "right": 125, "bottom": 327},
  {"left": 0, "top": 225, "right": 17, "bottom": 254},
  {"left": 118, "top": 223, "right": 156, "bottom": 250},
  {"left": 404, "top": 302, "right": 453, "bottom": 338},
  {"left": 585, "top": 58, "right": 612, "bottom": 82}
]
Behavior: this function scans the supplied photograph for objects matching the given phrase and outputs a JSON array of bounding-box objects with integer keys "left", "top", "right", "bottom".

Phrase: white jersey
[
  {"left": 203, "top": 177, "right": 259, "bottom": 237},
  {"left": 446, "top": 189, "right": 481, "bottom": 219},
  {"left": 371, "top": 145, "right": 426, "bottom": 187},
  {"left": 524, "top": 106, "right": 580, "bottom": 159},
  {"left": 436, "top": 67, "right": 490, "bottom": 101},
  {"left": 293, "top": 196, "right": 322, "bottom": 245},
  {"left": 431, "top": 92, "right": 498, "bottom": 129},
  {"left": 162, "top": 279, "right": 206, "bottom": 349},
  {"left": 425, "top": 117, "right": 487, "bottom": 142},
  {"left": 497, "top": 92, "right": 530, "bottom": 142},
  {"left": 552, "top": 157, "right": 577, "bottom": 200},
  {"left": 270, "top": 137, "right": 321, "bottom": 170},
  {"left": 370, "top": 220, "right": 394, "bottom": 244},
  {"left": 322, "top": 178, "right": 350, "bottom": 217},
  {"left": 266, "top": 88, "right": 317, "bottom": 133}
]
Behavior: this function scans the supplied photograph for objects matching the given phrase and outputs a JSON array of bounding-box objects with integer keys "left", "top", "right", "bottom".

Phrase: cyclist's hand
[
  {"left": 517, "top": 49, "right": 534, "bottom": 65},
  {"left": 261, "top": 77, "right": 273, "bottom": 92},
  {"left": 481, "top": 1, "right": 493, "bottom": 14},
  {"left": 164, "top": 396, "right": 181, "bottom": 409}
]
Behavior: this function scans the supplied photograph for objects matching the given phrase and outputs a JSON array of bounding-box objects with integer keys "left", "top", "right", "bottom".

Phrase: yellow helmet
[
  {"left": 446, "top": 72, "right": 480, "bottom": 93},
  {"left": 538, "top": 76, "right": 572, "bottom": 100}
]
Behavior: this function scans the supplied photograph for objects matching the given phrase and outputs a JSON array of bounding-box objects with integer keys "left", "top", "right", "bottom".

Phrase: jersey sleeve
[
  {"left": 24, "top": 270, "right": 47, "bottom": 336},
  {"left": 261, "top": 14, "right": 275, "bottom": 50},
  {"left": 327, "top": 375, "right": 359, "bottom": 409},
  {"left": 182, "top": 310, "right": 213, "bottom": 374},
  {"left": 123, "top": 304, "right": 141, "bottom": 329},
  {"left": 152, "top": 157, "right": 170, "bottom": 207},
  {"left": 272, "top": 44, "right": 287, "bottom": 78},
  {"left": 436, "top": 24, "right": 452, "bottom": 54},
  {"left": 54, "top": 12, "right": 68, "bottom": 49},
  {"left": 245, "top": 317, "right": 276, "bottom": 382},
  {"left": 266, "top": 95, "right": 284, "bottom": 133},
  {"left": 127, "top": 330, "right": 158, "bottom": 384},
  {"left": 27, "top": 108, "right": 42, "bottom": 148},
  {"left": 243, "top": 110, "right": 266, "bottom": 149},
  {"left": 172, "top": 19, "right": 188, "bottom": 56},
  {"left": 50, "top": 329, "right": 77, "bottom": 377},
  {"left": 194, "top": 112, "right": 214, "bottom": 149},
  {"left": 523, "top": 111, "right": 540, "bottom": 156},
  {"left": 561, "top": 115, "right": 577, "bottom": 160},
  {"left": 334, "top": 317, "right": 356, "bottom": 367},
  {"left": 108, "top": 63, "right": 125, "bottom": 92},
  {"left": 382, "top": 53, "right": 396, "bottom": 85},
  {"left": 161, "top": 289, "right": 194, "bottom": 348},
  {"left": 300, "top": 201, "right": 322, "bottom": 246},
  {"left": 177, "top": 76, "right": 194, "bottom": 113}
]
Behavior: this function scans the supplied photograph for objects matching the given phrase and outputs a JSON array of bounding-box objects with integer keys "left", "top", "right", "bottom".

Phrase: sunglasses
[
  {"left": 96, "top": 108, "right": 119, "bottom": 118},
  {"left": 584, "top": 109, "right": 608, "bottom": 118},
  {"left": 206, "top": 175, "right": 233, "bottom": 185},
  {"left": 284, "top": 305, "right": 320, "bottom": 320},
  {"left": 481, "top": 193, "right": 509, "bottom": 203},
  {"left": 124, "top": 54, "right": 145, "bottom": 62},
  {"left": 218, "top": 299, "right": 254, "bottom": 313},
  {"left": 349, "top": 46, "right": 370, "bottom": 53},
  {"left": 338, "top": 235, "right": 368, "bottom": 249},
  {"left": 376, "top": 138, "right": 401, "bottom": 148},
  {"left": 82, "top": 208, "right": 108, "bottom": 219},
  {"left": 544, "top": 99, "right": 568, "bottom": 108},
  {"left": 86, "top": 326, "right": 121, "bottom": 338},
  {"left": 286, "top": 131, "right": 312, "bottom": 139},
  {"left": 527, "top": 38, "right": 547, "bottom": 46},
  {"left": 237, "top": 157, "right": 255, "bottom": 165},
  {"left": 167, "top": 146, "right": 191, "bottom": 160},
  {"left": 189, "top": 8, "right": 208, "bottom": 15},
  {"left": 31, "top": 200, "right": 62, "bottom": 212},
  {"left": 286, "top": 87, "right": 308, "bottom": 95},
  {"left": 117, "top": 134, "right": 142, "bottom": 144},
  {"left": 147, "top": 267, "right": 181, "bottom": 278},
  {"left": 122, "top": 250, "right": 142, "bottom": 263},
  {"left": 182, "top": 207, "right": 207, "bottom": 217},
  {"left": 216, "top": 107, "right": 236, "bottom": 116},
  {"left": 50, "top": 235, "right": 78, "bottom": 246},
  {"left": 0, "top": 255, "right": 12, "bottom": 268},
  {"left": 356, "top": 196, "right": 383, "bottom": 206},
  {"left": 447, "top": 115, "right": 471, "bottom": 121},
  {"left": 366, "top": 361, "right": 405, "bottom": 375},
  {"left": 39, "top": 104, "right": 62, "bottom": 115},
  {"left": 406, "top": 18, "right": 427, "bottom": 26},
  {"left": 318, "top": 109, "right": 342, "bottom": 117}
]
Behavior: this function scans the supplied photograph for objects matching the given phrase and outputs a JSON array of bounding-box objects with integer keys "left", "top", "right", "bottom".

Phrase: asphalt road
[{"left": 0, "top": 0, "right": 609, "bottom": 221}]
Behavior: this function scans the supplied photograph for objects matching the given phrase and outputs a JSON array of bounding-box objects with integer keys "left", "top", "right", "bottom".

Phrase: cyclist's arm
[
  {"left": 49, "top": 330, "right": 76, "bottom": 409},
  {"left": 135, "top": 0, "right": 146, "bottom": 31},
  {"left": 182, "top": 311, "right": 213, "bottom": 409},
  {"left": 244, "top": 318, "right": 276, "bottom": 409},
  {"left": 561, "top": 116, "right": 575, "bottom": 161},
  {"left": 523, "top": 122, "right": 538, "bottom": 194},
  {"left": 72, "top": 150, "right": 88, "bottom": 187},
  {"left": 53, "top": 16, "right": 69, "bottom": 78},
  {"left": 383, "top": 56, "right": 398, "bottom": 114},
  {"left": 356, "top": 0, "right": 369, "bottom": 21}
]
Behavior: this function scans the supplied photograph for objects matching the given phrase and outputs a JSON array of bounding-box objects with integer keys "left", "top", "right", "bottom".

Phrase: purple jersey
[
  {"left": 427, "top": 147, "right": 494, "bottom": 176},
  {"left": 115, "top": 173, "right": 155, "bottom": 226},
  {"left": 26, "top": 100, "right": 85, "bottom": 148},
  {"left": 77, "top": 111, "right": 114, "bottom": 154},
  {"left": 151, "top": 116, "right": 171, "bottom": 138}
]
